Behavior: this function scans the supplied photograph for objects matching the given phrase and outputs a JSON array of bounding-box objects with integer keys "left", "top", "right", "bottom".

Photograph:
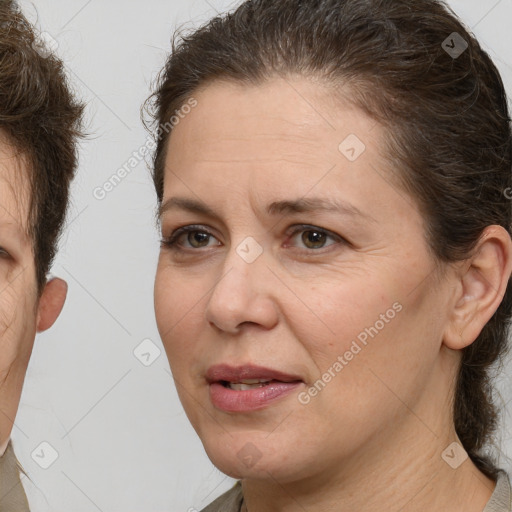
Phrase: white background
[{"left": 11, "top": 0, "right": 512, "bottom": 510}]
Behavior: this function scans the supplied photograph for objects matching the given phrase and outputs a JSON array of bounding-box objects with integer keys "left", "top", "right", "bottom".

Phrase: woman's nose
[{"left": 204, "top": 240, "right": 279, "bottom": 334}]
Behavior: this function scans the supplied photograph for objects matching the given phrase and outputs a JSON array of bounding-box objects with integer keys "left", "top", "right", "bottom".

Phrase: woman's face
[{"left": 154, "top": 77, "right": 458, "bottom": 482}]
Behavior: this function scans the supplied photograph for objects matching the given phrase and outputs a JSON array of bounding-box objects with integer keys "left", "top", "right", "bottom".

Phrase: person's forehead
[
  {"left": 189, "top": 77, "right": 356, "bottom": 127},
  {"left": 168, "top": 77, "right": 380, "bottom": 172},
  {"left": 0, "top": 136, "right": 32, "bottom": 243}
]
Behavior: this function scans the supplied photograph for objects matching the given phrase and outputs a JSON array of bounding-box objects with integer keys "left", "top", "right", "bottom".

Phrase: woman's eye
[
  {"left": 161, "top": 227, "right": 220, "bottom": 250},
  {"left": 288, "top": 227, "right": 341, "bottom": 250}
]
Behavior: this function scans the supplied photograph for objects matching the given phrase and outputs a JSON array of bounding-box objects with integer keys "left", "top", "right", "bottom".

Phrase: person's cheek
[
  {"left": 0, "top": 287, "right": 26, "bottom": 373},
  {"left": 155, "top": 271, "right": 203, "bottom": 381},
  {"left": 154, "top": 268, "right": 182, "bottom": 340},
  {"left": 0, "top": 282, "right": 35, "bottom": 443}
]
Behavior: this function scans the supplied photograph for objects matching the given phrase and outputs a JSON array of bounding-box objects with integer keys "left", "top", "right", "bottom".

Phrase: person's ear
[
  {"left": 36, "top": 277, "right": 68, "bottom": 332},
  {"left": 444, "top": 225, "right": 512, "bottom": 350}
]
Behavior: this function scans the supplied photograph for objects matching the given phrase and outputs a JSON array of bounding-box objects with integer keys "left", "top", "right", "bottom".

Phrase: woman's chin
[
  {"left": 205, "top": 449, "right": 283, "bottom": 480},
  {"left": 201, "top": 434, "right": 318, "bottom": 483}
]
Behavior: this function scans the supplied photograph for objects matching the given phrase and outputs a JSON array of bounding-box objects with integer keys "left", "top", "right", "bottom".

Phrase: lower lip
[{"left": 209, "top": 381, "right": 303, "bottom": 412}]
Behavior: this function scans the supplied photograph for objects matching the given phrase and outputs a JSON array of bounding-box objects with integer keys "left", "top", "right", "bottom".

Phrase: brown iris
[
  {"left": 188, "top": 231, "right": 210, "bottom": 248},
  {"left": 301, "top": 230, "right": 327, "bottom": 249}
]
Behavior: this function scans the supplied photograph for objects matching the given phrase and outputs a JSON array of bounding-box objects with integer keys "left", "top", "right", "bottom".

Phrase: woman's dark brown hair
[
  {"left": 0, "top": 0, "right": 84, "bottom": 293},
  {"left": 145, "top": 0, "right": 512, "bottom": 479}
]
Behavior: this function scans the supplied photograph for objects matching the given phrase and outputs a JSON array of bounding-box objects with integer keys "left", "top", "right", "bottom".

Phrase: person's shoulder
[
  {"left": 0, "top": 441, "right": 30, "bottom": 511},
  {"left": 200, "top": 481, "right": 243, "bottom": 512},
  {"left": 483, "top": 470, "right": 512, "bottom": 512}
]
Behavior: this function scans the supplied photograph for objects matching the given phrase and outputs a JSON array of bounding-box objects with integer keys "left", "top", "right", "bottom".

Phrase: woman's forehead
[
  {"left": 173, "top": 77, "right": 366, "bottom": 136},
  {"left": 166, "top": 78, "right": 382, "bottom": 179},
  {"left": 162, "top": 79, "right": 413, "bottom": 216}
]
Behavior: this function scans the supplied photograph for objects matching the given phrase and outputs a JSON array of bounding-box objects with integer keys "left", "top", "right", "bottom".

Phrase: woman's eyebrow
[
  {"left": 159, "top": 197, "right": 220, "bottom": 220},
  {"left": 267, "top": 198, "right": 376, "bottom": 222},
  {"left": 159, "top": 196, "right": 376, "bottom": 223}
]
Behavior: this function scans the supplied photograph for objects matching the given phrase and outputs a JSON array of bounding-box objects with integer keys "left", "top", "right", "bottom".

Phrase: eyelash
[{"left": 160, "top": 224, "right": 346, "bottom": 253}]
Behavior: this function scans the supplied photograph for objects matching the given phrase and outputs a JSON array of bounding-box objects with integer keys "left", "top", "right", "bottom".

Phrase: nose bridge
[
  {"left": 205, "top": 235, "right": 277, "bottom": 332},
  {"left": 213, "top": 235, "right": 265, "bottom": 303}
]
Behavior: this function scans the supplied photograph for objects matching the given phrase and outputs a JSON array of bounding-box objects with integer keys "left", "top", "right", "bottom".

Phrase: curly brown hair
[
  {"left": 144, "top": 0, "right": 512, "bottom": 479},
  {"left": 0, "top": 0, "right": 84, "bottom": 293}
]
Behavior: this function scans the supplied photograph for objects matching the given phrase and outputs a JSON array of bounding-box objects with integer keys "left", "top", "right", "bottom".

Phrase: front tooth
[
  {"left": 229, "top": 380, "right": 271, "bottom": 390},
  {"left": 229, "top": 383, "right": 251, "bottom": 391}
]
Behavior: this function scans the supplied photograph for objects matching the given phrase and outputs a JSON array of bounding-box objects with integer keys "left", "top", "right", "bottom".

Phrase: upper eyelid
[
  {"left": 288, "top": 224, "right": 340, "bottom": 238},
  {"left": 170, "top": 224, "right": 218, "bottom": 238}
]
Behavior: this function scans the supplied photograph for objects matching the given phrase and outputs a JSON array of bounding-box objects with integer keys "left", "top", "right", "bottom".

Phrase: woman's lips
[{"left": 206, "top": 364, "right": 304, "bottom": 412}]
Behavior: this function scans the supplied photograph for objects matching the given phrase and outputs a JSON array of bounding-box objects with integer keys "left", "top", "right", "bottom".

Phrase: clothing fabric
[
  {"left": 0, "top": 441, "right": 30, "bottom": 512},
  {"left": 484, "top": 471, "right": 512, "bottom": 512},
  {"left": 201, "top": 481, "right": 243, "bottom": 512},
  {"left": 201, "top": 471, "right": 512, "bottom": 512}
]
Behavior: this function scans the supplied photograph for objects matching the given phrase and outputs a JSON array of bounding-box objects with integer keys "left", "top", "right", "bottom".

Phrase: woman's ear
[
  {"left": 36, "top": 277, "right": 68, "bottom": 332},
  {"left": 444, "top": 225, "right": 512, "bottom": 350}
]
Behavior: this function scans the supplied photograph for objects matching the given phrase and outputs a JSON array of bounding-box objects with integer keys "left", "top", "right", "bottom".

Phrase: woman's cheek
[
  {"left": 156, "top": 279, "right": 204, "bottom": 366},
  {"left": 155, "top": 271, "right": 187, "bottom": 334}
]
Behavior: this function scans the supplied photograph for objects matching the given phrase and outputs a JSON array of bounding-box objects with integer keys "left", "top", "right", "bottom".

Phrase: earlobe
[
  {"left": 444, "top": 225, "right": 512, "bottom": 350},
  {"left": 36, "top": 277, "right": 68, "bottom": 332}
]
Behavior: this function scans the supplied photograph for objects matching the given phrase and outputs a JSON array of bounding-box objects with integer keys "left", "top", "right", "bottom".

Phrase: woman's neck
[{"left": 241, "top": 434, "right": 495, "bottom": 512}]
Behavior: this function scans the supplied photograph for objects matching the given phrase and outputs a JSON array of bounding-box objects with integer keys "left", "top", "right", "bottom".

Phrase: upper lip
[{"left": 206, "top": 364, "right": 303, "bottom": 384}]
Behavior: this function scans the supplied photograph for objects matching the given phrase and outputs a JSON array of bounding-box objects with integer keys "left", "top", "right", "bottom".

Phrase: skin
[
  {"left": 0, "top": 136, "right": 67, "bottom": 455},
  {"left": 154, "top": 77, "right": 512, "bottom": 511}
]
